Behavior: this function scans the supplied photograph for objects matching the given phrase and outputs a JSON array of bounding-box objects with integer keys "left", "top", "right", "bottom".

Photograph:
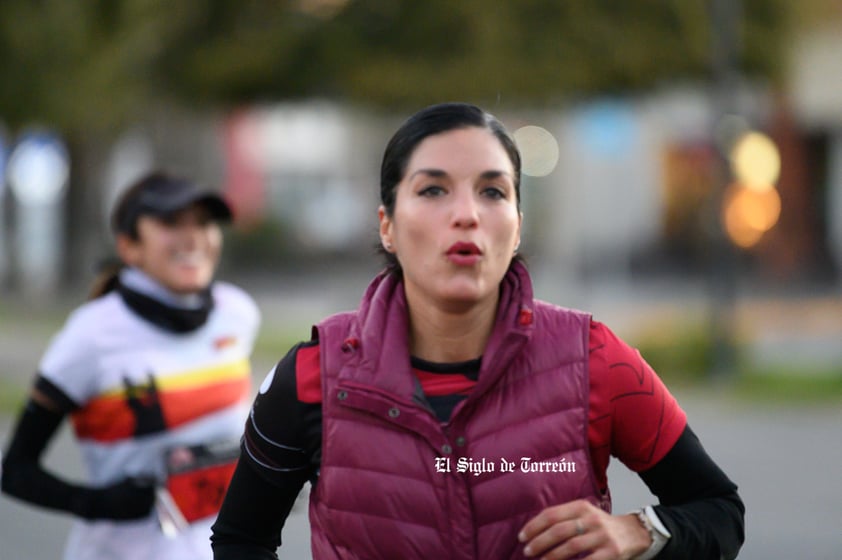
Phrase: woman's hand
[{"left": 518, "top": 499, "right": 651, "bottom": 560}]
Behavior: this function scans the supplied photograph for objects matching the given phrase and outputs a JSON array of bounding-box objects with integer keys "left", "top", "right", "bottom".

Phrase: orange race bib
[{"left": 164, "top": 441, "right": 240, "bottom": 523}]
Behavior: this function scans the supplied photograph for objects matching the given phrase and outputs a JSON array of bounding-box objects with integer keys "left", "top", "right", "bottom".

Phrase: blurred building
[
  {"left": 208, "top": 86, "right": 834, "bottom": 290},
  {"left": 789, "top": 23, "right": 842, "bottom": 282},
  {"left": 3, "top": 26, "right": 842, "bottom": 298}
]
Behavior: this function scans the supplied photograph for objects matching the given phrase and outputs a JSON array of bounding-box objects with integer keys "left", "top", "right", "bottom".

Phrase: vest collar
[{"left": 340, "top": 261, "right": 535, "bottom": 402}]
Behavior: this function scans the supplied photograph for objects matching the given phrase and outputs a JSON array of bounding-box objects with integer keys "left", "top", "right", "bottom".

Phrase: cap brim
[{"left": 145, "top": 190, "right": 233, "bottom": 223}]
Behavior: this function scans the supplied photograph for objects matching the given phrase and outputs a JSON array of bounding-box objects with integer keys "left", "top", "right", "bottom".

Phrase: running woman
[
  {"left": 2, "top": 171, "right": 260, "bottom": 560},
  {"left": 212, "top": 103, "right": 744, "bottom": 560}
]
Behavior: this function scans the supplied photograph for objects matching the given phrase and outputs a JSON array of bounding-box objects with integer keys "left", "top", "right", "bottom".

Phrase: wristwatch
[{"left": 633, "top": 505, "right": 671, "bottom": 560}]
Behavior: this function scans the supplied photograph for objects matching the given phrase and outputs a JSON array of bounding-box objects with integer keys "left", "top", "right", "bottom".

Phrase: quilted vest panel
[{"left": 309, "top": 263, "right": 610, "bottom": 559}]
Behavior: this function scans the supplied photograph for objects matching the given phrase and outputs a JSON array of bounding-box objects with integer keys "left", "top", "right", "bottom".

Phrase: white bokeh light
[
  {"left": 7, "top": 132, "right": 70, "bottom": 206},
  {"left": 514, "top": 125, "right": 559, "bottom": 178},
  {"left": 730, "top": 131, "right": 781, "bottom": 192}
]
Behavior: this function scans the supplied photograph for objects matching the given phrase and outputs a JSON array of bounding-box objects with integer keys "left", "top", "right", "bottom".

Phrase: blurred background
[{"left": 1, "top": 1, "right": 841, "bottom": 558}]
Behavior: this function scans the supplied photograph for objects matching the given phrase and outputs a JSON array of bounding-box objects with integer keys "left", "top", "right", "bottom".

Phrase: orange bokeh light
[{"left": 721, "top": 183, "right": 781, "bottom": 248}]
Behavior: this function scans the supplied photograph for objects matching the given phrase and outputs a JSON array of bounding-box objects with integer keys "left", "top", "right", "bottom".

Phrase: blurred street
[
  {"left": 2, "top": 267, "right": 841, "bottom": 559},
  {"left": 2, "top": 2, "right": 842, "bottom": 558},
  {"left": 2, "top": 389, "right": 840, "bottom": 559}
]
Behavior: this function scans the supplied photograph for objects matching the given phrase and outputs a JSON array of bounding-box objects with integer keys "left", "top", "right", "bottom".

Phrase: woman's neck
[
  {"left": 406, "top": 291, "right": 499, "bottom": 363},
  {"left": 119, "top": 267, "right": 205, "bottom": 309}
]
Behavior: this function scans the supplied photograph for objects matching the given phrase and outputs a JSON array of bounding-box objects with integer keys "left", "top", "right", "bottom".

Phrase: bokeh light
[
  {"left": 721, "top": 182, "right": 781, "bottom": 248},
  {"left": 730, "top": 131, "right": 780, "bottom": 192},
  {"left": 514, "top": 125, "right": 559, "bottom": 177}
]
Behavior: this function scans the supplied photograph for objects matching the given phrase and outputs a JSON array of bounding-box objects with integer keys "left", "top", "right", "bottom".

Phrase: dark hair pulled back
[
  {"left": 378, "top": 103, "right": 523, "bottom": 272},
  {"left": 380, "top": 102, "right": 521, "bottom": 216}
]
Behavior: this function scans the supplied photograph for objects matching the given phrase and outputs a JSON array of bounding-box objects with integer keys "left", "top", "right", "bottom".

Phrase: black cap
[{"left": 112, "top": 172, "right": 232, "bottom": 236}]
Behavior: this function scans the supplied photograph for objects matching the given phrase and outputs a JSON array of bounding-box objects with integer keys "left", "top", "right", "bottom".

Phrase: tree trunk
[{"left": 63, "top": 130, "right": 111, "bottom": 299}]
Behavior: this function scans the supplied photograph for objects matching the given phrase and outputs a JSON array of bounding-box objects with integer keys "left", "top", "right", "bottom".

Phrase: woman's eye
[
  {"left": 195, "top": 214, "right": 214, "bottom": 227},
  {"left": 419, "top": 185, "right": 445, "bottom": 197},
  {"left": 482, "top": 187, "right": 506, "bottom": 200},
  {"left": 157, "top": 210, "right": 214, "bottom": 228}
]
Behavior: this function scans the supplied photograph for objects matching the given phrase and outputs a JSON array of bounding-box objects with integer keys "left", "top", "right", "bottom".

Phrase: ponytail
[{"left": 88, "top": 258, "right": 124, "bottom": 300}]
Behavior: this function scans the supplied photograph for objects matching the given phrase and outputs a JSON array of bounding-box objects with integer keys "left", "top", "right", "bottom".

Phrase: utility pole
[{"left": 708, "top": 0, "right": 742, "bottom": 378}]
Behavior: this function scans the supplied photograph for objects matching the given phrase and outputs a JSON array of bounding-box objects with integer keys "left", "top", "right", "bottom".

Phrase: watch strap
[{"left": 633, "top": 505, "right": 671, "bottom": 560}]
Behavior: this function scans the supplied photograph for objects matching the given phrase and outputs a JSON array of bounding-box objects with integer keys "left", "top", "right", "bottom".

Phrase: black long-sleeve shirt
[{"left": 212, "top": 334, "right": 744, "bottom": 559}]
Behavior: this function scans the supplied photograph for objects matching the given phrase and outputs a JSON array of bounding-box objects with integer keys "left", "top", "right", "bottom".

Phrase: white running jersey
[{"left": 38, "top": 281, "right": 260, "bottom": 560}]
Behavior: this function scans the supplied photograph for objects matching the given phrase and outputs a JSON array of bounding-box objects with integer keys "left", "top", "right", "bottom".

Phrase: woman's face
[
  {"left": 380, "top": 126, "right": 522, "bottom": 311},
  {"left": 118, "top": 203, "right": 222, "bottom": 294}
]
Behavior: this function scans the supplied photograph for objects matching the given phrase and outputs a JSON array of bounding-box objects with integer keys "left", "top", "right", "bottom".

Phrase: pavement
[
  {"left": 1, "top": 267, "right": 841, "bottom": 558},
  {"left": 2, "top": 390, "right": 840, "bottom": 559}
]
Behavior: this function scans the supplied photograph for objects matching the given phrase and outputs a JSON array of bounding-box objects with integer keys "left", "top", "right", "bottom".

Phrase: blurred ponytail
[{"left": 88, "top": 257, "right": 124, "bottom": 300}]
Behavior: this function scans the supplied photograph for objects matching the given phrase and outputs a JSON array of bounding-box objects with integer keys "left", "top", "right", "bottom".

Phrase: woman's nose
[
  {"left": 177, "top": 222, "right": 205, "bottom": 246},
  {"left": 451, "top": 189, "right": 479, "bottom": 229}
]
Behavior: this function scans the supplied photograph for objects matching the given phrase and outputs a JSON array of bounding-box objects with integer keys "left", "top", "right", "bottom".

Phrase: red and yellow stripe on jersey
[{"left": 71, "top": 358, "right": 251, "bottom": 443}]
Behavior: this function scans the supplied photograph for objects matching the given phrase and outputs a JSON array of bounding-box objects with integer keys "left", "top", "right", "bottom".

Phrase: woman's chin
[
  {"left": 166, "top": 272, "right": 213, "bottom": 294},
  {"left": 435, "top": 285, "right": 496, "bottom": 311}
]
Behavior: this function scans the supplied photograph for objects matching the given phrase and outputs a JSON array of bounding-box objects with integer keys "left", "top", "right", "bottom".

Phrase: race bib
[{"left": 164, "top": 441, "right": 240, "bottom": 524}]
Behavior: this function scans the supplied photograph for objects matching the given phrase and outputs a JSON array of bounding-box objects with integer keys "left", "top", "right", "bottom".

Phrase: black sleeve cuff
[
  {"left": 34, "top": 375, "right": 80, "bottom": 413},
  {"left": 638, "top": 425, "right": 745, "bottom": 559},
  {"left": 211, "top": 458, "right": 303, "bottom": 557}
]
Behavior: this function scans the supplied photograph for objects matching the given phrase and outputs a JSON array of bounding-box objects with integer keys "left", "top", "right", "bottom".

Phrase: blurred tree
[
  {"left": 0, "top": 0, "right": 799, "bottom": 142},
  {"left": 156, "top": 0, "right": 792, "bottom": 108},
  {"left": 0, "top": 0, "right": 195, "bottom": 285},
  {"left": 0, "top": 0, "right": 793, "bottom": 286},
  {"left": 791, "top": 0, "right": 842, "bottom": 30}
]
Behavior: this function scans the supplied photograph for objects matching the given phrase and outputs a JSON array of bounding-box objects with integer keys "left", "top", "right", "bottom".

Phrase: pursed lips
[{"left": 446, "top": 242, "right": 482, "bottom": 265}]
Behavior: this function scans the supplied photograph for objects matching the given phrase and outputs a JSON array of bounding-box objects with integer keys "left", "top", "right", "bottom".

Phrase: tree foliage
[
  {"left": 0, "top": 1, "right": 172, "bottom": 133},
  {"left": 0, "top": 0, "right": 797, "bottom": 289},
  {"left": 0, "top": 0, "right": 793, "bottom": 134},
  {"left": 157, "top": 0, "right": 793, "bottom": 109}
]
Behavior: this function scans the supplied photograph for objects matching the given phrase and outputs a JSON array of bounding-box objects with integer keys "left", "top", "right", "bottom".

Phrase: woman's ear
[
  {"left": 378, "top": 206, "right": 394, "bottom": 252},
  {"left": 115, "top": 233, "right": 141, "bottom": 267}
]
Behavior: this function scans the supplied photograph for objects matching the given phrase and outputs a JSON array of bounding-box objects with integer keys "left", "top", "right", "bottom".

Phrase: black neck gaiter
[{"left": 117, "top": 281, "right": 213, "bottom": 333}]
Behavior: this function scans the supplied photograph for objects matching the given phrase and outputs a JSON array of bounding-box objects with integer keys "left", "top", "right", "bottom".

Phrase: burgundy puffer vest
[{"left": 310, "top": 262, "right": 610, "bottom": 559}]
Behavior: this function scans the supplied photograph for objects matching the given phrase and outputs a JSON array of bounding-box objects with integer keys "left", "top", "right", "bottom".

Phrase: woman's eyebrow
[
  {"left": 408, "top": 168, "right": 447, "bottom": 180},
  {"left": 479, "top": 170, "right": 514, "bottom": 182},
  {"left": 408, "top": 169, "right": 513, "bottom": 181}
]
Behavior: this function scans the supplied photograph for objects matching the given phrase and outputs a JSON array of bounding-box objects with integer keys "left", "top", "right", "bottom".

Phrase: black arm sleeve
[
  {"left": 638, "top": 424, "right": 745, "bottom": 560},
  {"left": 211, "top": 343, "right": 319, "bottom": 559},
  {"left": 211, "top": 458, "right": 307, "bottom": 559},
  {"left": 1, "top": 391, "right": 87, "bottom": 514},
  {"left": 2, "top": 379, "right": 156, "bottom": 521}
]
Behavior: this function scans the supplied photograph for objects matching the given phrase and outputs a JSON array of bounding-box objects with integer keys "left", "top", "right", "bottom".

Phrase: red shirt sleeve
[
  {"left": 295, "top": 343, "right": 322, "bottom": 404},
  {"left": 296, "top": 325, "right": 686, "bottom": 493},
  {"left": 588, "top": 321, "right": 687, "bottom": 490}
]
